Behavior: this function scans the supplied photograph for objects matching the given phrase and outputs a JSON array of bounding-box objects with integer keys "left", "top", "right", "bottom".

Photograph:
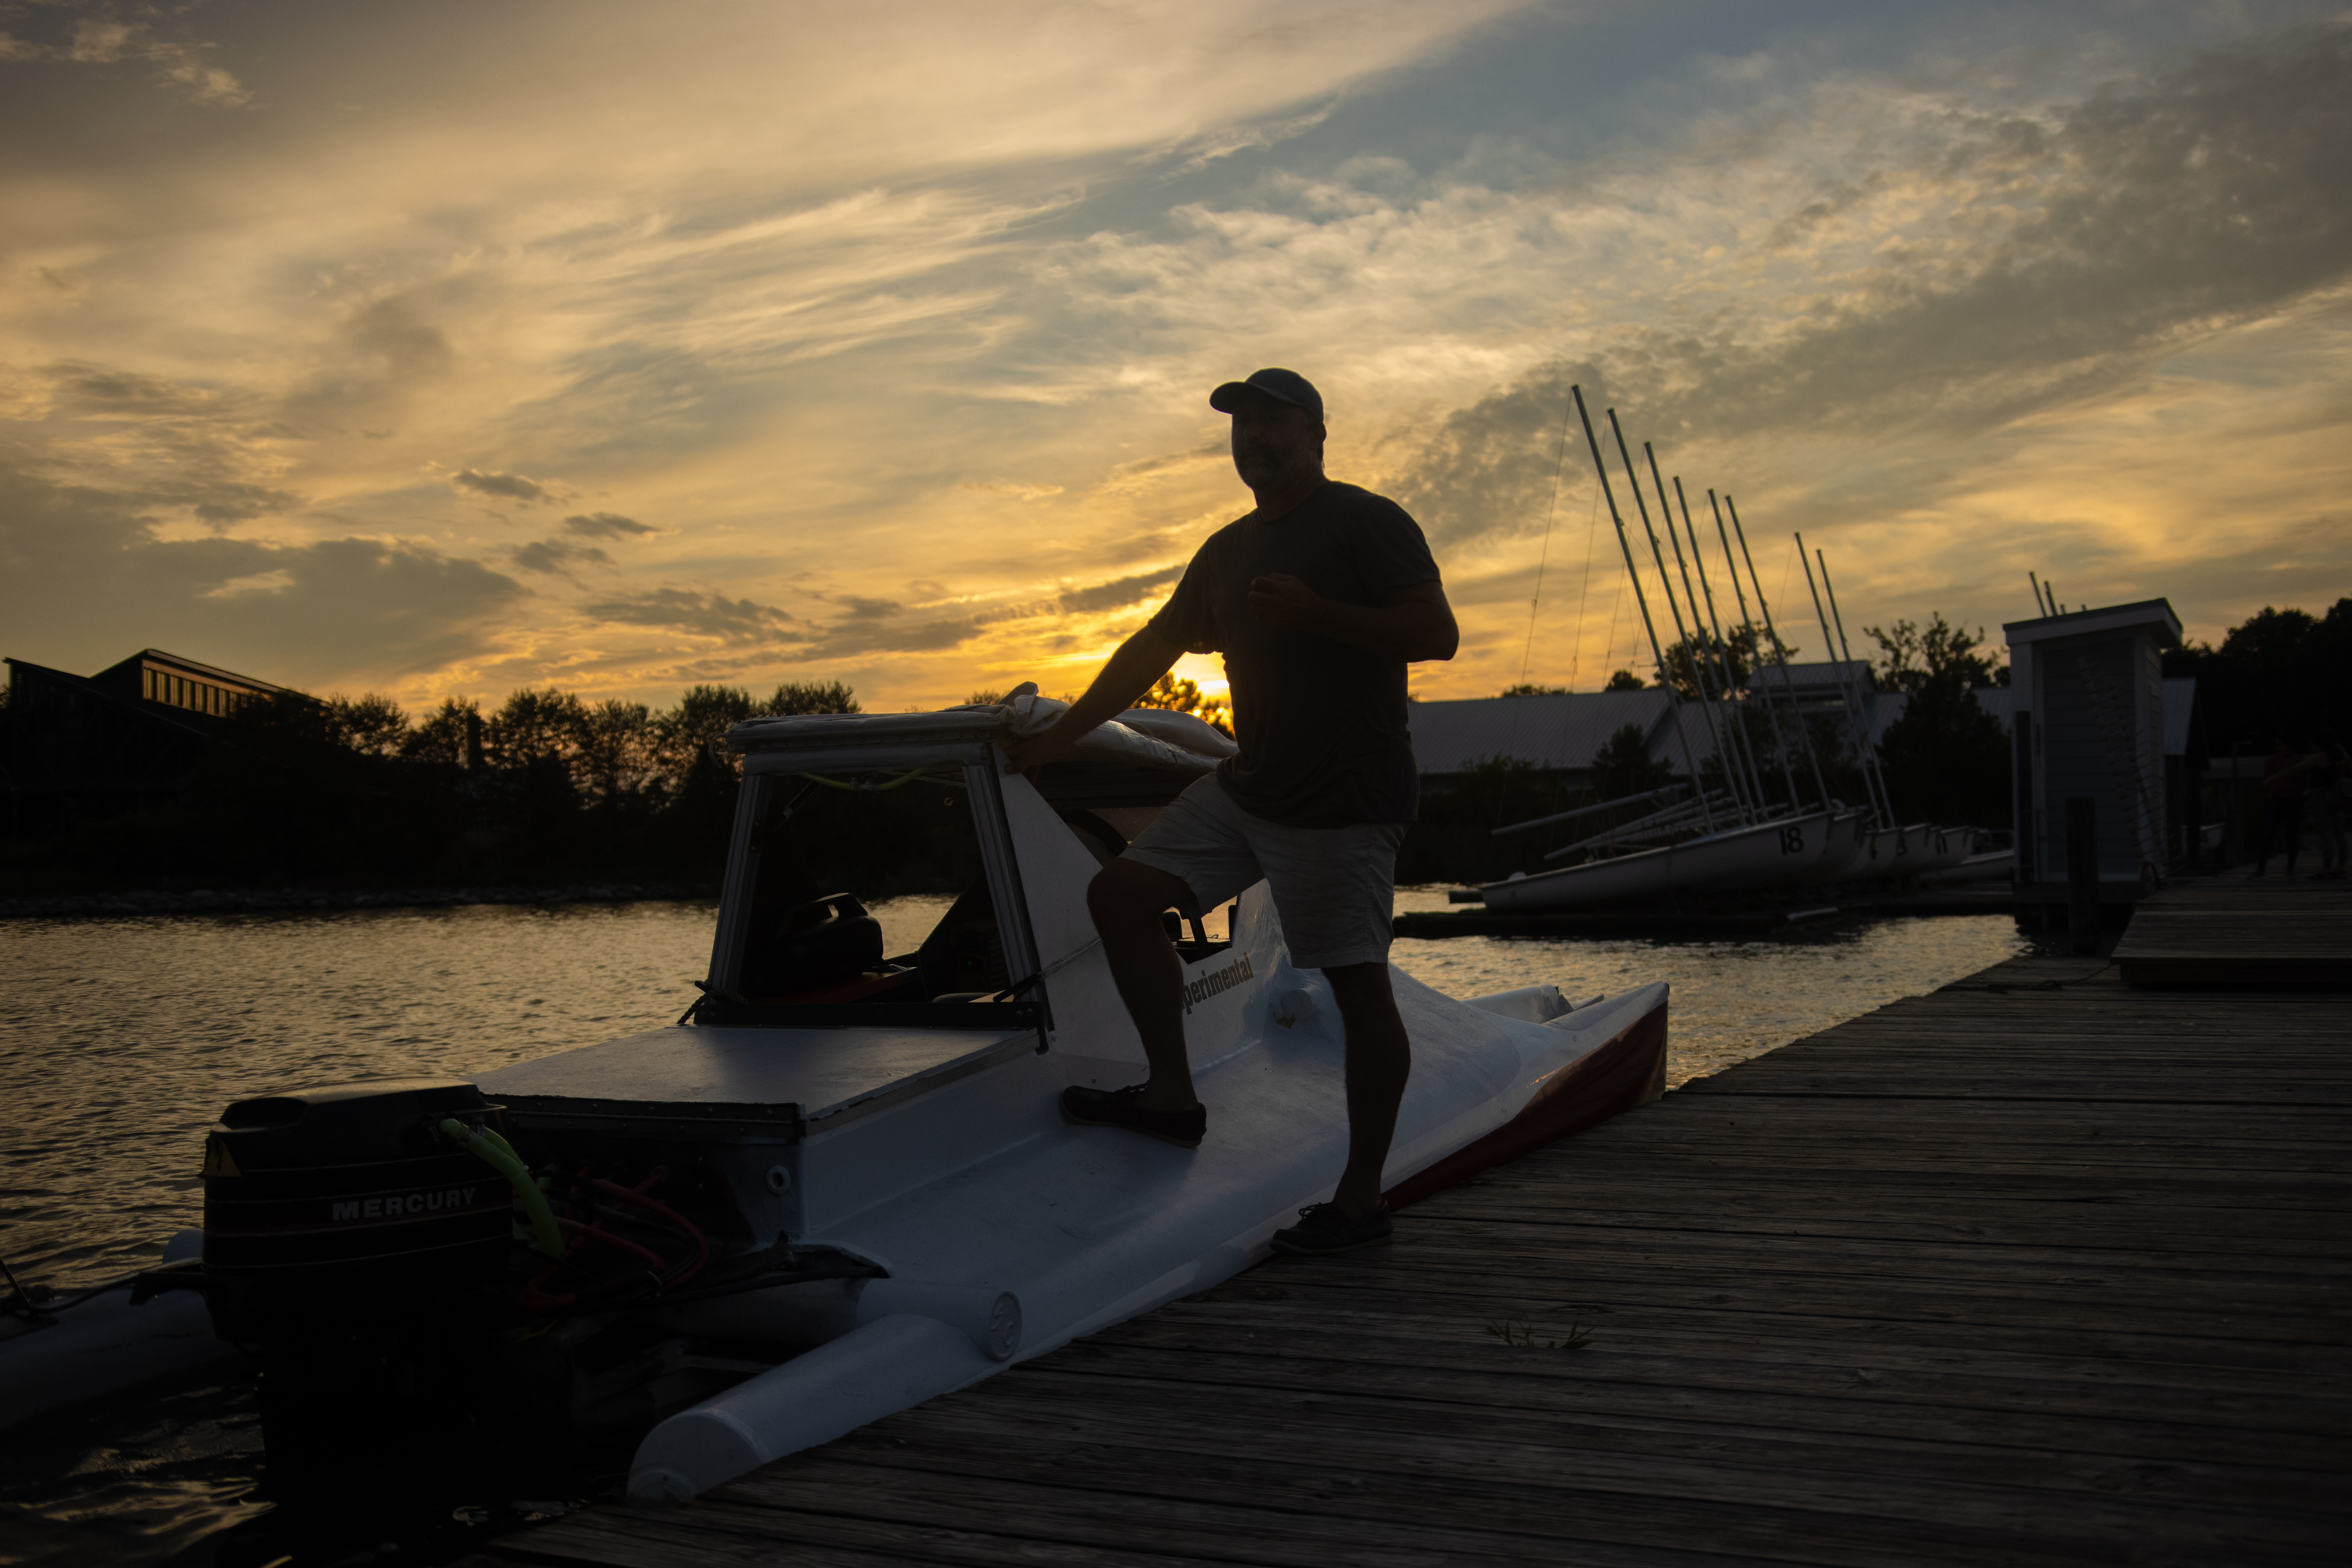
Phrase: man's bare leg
[
  {"left": 1322, "top": 961, "right": 1411, "bottom": 1217},
  {"left": 1086, "top": 859, "right": 1201, "bottom": 1111}
]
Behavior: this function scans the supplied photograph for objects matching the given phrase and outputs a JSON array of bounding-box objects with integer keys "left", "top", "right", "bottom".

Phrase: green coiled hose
[{"left": 439, "top": 1118, "right": 564, "bottom": 1258}]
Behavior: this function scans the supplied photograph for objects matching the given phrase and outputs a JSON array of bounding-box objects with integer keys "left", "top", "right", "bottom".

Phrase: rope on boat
[{"left": 790, "top": 766, "right": 935, "bottom": 791}]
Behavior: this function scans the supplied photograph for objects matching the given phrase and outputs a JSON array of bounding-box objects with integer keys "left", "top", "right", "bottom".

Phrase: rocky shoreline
[{"left": 0, "top": 882, "right": 720, "bottom": 920}]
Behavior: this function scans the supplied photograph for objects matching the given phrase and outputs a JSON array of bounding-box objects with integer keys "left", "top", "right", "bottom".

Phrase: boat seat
[
  {"left": 744, "top": 892, "right": 884, "bottom": 996},
  {"left": 914, "top": 880, "right": 1009, "bottom": 1000}
]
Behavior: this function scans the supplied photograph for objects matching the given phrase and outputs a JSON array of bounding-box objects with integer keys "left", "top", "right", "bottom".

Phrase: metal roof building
[{"left": 1406, "top": 689, "right": 1750, "bottom": 778}]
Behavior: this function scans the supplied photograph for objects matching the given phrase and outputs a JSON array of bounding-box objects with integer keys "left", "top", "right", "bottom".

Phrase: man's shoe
[
  {"left": 1060, "top": 1084, "right": 1205, "bottom": 1148},
  {"left": 1270, "top": 1201, "right": 1393, "bottom": 1255}
]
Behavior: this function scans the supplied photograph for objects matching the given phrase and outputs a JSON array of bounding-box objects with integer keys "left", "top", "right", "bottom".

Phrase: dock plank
[
  {"left": 461, "top": 932, "right": 2350, "bottom": 1567},
  {"left": 2113, "top": 875, "right": 2352, "bottom": 986}
]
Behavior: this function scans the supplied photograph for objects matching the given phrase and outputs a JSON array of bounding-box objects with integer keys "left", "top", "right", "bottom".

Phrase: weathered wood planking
[
  {"left": 461, "top": 949, "right": 2350, "bottom": 1568},
  {"left": 2115, "top": 867, "right": 2352, "bottom": 987}
]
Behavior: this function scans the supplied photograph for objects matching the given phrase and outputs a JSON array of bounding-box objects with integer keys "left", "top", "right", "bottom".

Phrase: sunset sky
[{"left": 4, "top": 1, "right": 2347, "bottom": 716}]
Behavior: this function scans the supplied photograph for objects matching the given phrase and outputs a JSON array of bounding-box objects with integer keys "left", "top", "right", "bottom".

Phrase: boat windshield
[{"left": 702, "top": 759, "right": 1041, "bottom": 1030}]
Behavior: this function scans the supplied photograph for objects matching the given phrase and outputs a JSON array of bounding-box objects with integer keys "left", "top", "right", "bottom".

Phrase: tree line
[
  {"left": 1, "top": 680, "right": 861, "bottom": 895},
  {"left": 6, "top": 599, "right": 2336, "bottom": 896},
  {"left": 0, "top": 670, "right": 1241, "bottom": 896}
]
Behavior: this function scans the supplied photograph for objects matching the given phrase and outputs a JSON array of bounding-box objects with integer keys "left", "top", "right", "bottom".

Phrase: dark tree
[
  {"left": 1591, "top": 723, "right": 1673, "bottom": 800},
  {"left": 1876, "top": 675, "right": 2011, "bottom": 827},
  {"left": 1656, "top": 625, "right": 1794, "bottom": 699},
  {"left": 2166, "top": 599, "right": 2352, "bottom": 754},
  {"left": 1864, "top": 613, "right": 2007, "bottom": 693},
  {"left": 1129, "top": 673, "right": 1231, "bottom": 736},
  {"left": 767, "top": 681, "right": 861, "bottom": 716}
]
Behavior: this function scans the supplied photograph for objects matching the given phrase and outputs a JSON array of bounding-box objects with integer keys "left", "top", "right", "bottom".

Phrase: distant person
[
  {"left": 2253, "top": 734, "right": 2317, "bottom": 879},
  {"left": 1002, "top": 367, "right": 1457, "bottom": 1255},
  {"left": 2310, "top": 736, "right": 2348, "bottom": 882}
]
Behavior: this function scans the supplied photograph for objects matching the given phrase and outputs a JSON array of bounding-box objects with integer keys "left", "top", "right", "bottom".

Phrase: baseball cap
[{"left": 1209, "top": 368, "right": 1324, "bottom": 423}]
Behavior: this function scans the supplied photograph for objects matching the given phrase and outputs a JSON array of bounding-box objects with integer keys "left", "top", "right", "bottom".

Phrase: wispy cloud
[
  {"left": 1059, "top": 565, "right": 1183, "bottom": 615},
  {"left": 1343, "top": 25, "right": 2352, "bottom": 554},
  {"left": 564, "top": 511, "right": 654, "bottom": 539},
  {"left": 510, "top": 538, "right": 611, "bottom": 574},
  {"left": 1, "top": 12, "right": 251, "bottom": 106},
  {"left": 584, "top": 588, "right": 804, "bottom": 643},
  {"left": 2, "top": 1, "right": 2343, "bottom": 710},
  {"left": 452, "top": 469, "right": 557, "bottom": 504},
  {"left": 0, "top": 467, "right": 524, "bottom": 680}
]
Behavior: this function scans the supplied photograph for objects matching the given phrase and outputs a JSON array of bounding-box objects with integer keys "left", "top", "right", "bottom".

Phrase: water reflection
[{"left": 1388, "top": 887, "right": 2030, "bottom": 1089}]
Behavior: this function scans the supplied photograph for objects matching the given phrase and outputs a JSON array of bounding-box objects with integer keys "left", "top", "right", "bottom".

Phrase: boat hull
[
  {"left": 1809, "top": 809, "right": 1876, "bottom": 886},
  {"left": 1480, "top": 810, "right": 1835, "bottom": 912}
]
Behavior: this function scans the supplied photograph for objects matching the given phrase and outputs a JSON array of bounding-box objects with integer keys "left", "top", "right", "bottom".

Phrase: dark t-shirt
[{"left": 1147, "top": 481, "right": 1440, "bottom": 827}]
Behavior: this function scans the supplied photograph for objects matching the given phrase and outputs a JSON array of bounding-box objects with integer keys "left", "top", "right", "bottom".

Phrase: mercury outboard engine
[
  {"left": 201, "top": 1078, "right": 520, "bottom": 1516},
  {"left": 193, "top": 1073, "right": 876, "bottom": 1553},
  {"left": 202, "top": 1077, "right": 514, "bottom": 1337}
]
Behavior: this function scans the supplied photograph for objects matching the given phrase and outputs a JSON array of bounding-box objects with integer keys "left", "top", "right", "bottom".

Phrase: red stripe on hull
[{"left": 1382, "top": 999, "right": 1668, "bottom": 1212}]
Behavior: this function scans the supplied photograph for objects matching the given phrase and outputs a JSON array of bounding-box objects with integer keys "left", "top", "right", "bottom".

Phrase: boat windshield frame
[{"left": 701, "top": 734, "right": 1048, "bottom": 1045}]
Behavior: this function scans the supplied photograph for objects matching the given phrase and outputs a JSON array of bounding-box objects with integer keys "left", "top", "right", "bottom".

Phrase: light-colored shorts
[{"left": 1121, "top": 774, "right": 1405, "bottom": 970}]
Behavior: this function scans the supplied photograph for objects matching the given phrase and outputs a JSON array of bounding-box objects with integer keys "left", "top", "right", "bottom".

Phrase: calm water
[{"left": 0, "top": 895, "right": 2026, "bottom": 1564}]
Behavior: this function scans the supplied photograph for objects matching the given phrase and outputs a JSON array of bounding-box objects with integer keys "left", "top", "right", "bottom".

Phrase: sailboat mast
[
  {"left": 1642, "top": 442, "right": 1758, "bottom": 815},
  {"left": 1797, "top": 537, "right": 1893, "bottom": 827},
  {"left": 1609, "top": 410, "right": 1746, "bottom": 822},
  {"left": 1726, "top": 497, "right": 1833, "bottom": 810},
  {"left": 1666, "top": 468, "right": 1769, "bottom": 811},
  {"left": 1706, "top": 489, "right": 1806, "bottom": 811},
  {"left": 1818, "top": 551, "right": 1858, "bottom": 664},
  {"left": 1816, "top": 547, "right": 1899, "bottom": 827},
  {"left": 1570, "top": 387, "right": 1715, "bottom": 832}
]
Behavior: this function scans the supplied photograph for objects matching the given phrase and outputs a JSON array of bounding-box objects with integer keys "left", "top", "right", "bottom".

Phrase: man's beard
[{"left": 1234, "top": 445, "right": 1300, "bottom": 493}]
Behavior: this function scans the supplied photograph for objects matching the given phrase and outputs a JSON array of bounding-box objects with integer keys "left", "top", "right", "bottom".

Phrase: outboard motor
[
  {"left": 200, "top": 1078, "right": 519, "bottom": 1521},
  {"left": 191, "top": 1072, "right": 866, "bottom": 1555},
  {"left": 202, "top": 1078, "right": 513, "bottom": 1338}
]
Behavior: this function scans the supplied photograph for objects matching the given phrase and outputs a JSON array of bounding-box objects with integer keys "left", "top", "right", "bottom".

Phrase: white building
[{"left": 2004, "top": 599, "right": 2183, "bottom": 897}]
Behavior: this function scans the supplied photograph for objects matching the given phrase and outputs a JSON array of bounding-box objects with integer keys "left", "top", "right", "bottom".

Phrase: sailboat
[
  {"left": 1474, "top": 395, "right": 1873, "bottom": 913},
  {"left": 1481, "top": 805, "right": 1837, "bottom": 911}
]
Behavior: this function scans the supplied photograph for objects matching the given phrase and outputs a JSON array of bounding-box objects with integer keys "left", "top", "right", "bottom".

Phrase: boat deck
[{"left": 462, "top": 934, "right": 2349, "bottom": 1565}]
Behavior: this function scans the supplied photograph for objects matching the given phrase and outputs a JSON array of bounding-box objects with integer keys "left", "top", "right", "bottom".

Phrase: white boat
[
  {"left": 1912, "top": 826, "right": 1977, "bottom": 876},
  {"left": 1919, "top": 848, "right": 2015, "bottom": 884},
  {"left": 1853, "top": 822, "right": 1939, "bottom": 880},
  {"left": 1796, "top": 808, "right": 1875, "bottom": 887},
  {"left": 0, "top": 695, "right": 1669, "bottom": 1515},
  {"left": 1480, "top": 807, "right": 1837, "bottom": 911}
]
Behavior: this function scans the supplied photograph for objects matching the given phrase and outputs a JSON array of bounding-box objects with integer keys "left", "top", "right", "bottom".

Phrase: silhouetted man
[
  {"left": 2255, "top": 734, "right": 2318, "bottom": 879},
  {"left": 1002, "top": 368, "right": 1457, "bottom": 1254}
]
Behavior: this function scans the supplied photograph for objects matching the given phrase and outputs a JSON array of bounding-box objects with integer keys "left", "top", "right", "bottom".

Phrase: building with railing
[{"left": 2, "top": 649, "right": 307, "bottom": 833}]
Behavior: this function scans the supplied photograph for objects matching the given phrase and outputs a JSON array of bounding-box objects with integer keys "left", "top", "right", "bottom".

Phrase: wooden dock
[
  {"left": 2115, "top": 869, "right": 2352, "bottom": 987},
  {"left": 464, "top": 933, "right": 2350, "bottom": 1565},
  {"left": 1395, "top": 883, "right": 2015, "bottom": 940}
]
